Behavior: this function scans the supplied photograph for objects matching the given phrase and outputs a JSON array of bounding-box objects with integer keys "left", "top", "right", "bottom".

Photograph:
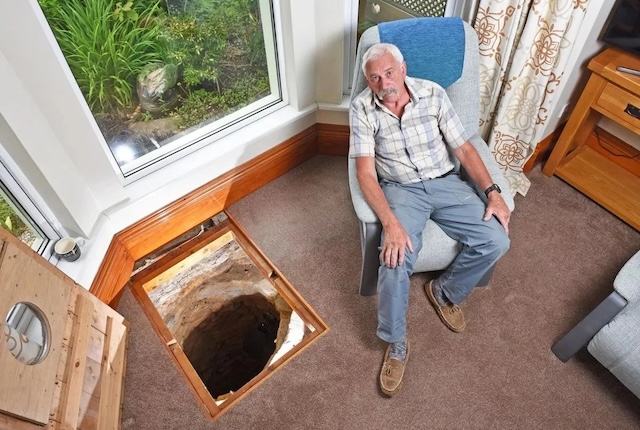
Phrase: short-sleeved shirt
[{"left": 349, "top": 76, "right": 470, "bottom": 185}]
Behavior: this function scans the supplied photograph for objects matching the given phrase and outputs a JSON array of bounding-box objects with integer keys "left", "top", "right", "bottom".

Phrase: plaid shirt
[{"left": 350, "top": 77, "right": 470, "bottom": 184}]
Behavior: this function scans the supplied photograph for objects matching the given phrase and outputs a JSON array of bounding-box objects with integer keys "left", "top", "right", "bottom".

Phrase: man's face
[{"left": 364, "top": 52, "right": 406, "bottom": 103}]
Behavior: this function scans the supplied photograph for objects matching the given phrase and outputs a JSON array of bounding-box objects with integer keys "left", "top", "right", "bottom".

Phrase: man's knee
[
  {"left": 489, "top": 228, "right": 510, "bottom": 259},
  {"left": 378, "top": 262, "right": 411, "bottom": 283}
]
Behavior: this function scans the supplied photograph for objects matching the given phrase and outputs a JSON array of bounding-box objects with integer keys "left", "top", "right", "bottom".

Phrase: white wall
[{"left": 315, "top": 0, "right": 347, "bottom": 104}]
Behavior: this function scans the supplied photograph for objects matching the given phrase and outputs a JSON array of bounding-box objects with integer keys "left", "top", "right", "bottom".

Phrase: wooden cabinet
[{"left": 543, "top": 48, "right": 640, "bottom": 231}]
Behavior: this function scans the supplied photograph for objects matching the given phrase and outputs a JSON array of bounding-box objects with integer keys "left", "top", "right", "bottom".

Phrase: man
[{"left": 349, "top": 43, "right": 511, "bottom": 397}]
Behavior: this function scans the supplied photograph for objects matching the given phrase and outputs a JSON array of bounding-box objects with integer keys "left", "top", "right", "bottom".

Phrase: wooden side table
[{"left": 543, "top": 48, "right": 640, "bottom": 231}]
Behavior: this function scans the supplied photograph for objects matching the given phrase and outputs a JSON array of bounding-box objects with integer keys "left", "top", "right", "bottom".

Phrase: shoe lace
[{"left": 448, "top": 305, "right": 461, "bottom": 314}]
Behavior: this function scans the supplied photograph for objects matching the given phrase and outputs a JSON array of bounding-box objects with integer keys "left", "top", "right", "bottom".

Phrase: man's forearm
[
  {"left": 357, "top": 174, "right": 398, "bottom": 228},
  {"left": 453, "top": 142, "right": 494, "bottom": 191},
  {"left": 355, "top": 158, "right": 399, "bottom": 228}
]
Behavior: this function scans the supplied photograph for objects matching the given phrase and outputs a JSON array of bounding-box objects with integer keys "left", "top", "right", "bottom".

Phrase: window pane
[
  {"left": 37, "top": 0, "right": 280, "bottom": 176},
  {"left": 0, "top": 185, "right": 46, "bottom": 251}
]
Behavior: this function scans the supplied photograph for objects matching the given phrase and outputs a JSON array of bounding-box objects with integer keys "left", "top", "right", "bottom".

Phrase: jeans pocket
[
  {"left": 442, "top": 176, "right": 479, "bottom": 205},
  {"left": 381, "top": 181, "right": 408, "bottom": 209}
]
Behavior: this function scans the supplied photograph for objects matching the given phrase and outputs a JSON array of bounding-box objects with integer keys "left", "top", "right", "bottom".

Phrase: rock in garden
[{"left": 137, "top": 63, "right": 178, "bottom": 114}]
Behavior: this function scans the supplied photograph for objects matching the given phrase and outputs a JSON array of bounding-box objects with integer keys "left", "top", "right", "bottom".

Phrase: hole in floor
[
  {"left": 132, "top": 215, "right": 326, "bottom": 414},
  {"left": 182, "top": 293, "right": 280, "bottom": 398}
]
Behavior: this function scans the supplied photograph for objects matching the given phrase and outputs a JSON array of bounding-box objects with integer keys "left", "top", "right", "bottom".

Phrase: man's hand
[
  {"left": 484, "top": 192, "right": 510, "bottom": 234},
  {"left": 381, "top": 218, "right": 414, "bottom": 268}
]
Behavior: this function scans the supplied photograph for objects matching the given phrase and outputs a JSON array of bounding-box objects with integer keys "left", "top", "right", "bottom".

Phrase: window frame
[{"left": 0, "top": 145, "right": 61, "bottom": 259}]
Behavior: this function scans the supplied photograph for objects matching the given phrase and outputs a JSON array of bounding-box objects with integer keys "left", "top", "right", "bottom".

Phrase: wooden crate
[{"left": 0, "top": 229, "right": 128, "bottom": 430}]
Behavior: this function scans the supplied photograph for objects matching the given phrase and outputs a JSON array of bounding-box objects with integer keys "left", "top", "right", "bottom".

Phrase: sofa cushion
[
  {"left": 588, "top": 299, "right": 640, "bottom": 397},
  {"left": 378, "top": 17, "right": 464, "bottom": 89}
]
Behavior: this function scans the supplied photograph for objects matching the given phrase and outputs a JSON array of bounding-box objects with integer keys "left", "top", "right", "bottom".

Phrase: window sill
[{"left": 317, "top": 96, "right": 350, "bottom": 125}]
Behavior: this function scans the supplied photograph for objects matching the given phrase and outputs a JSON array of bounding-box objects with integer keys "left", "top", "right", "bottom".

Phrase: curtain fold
[{"left": 474, "top": 0, "right": 590, "bottom": 196}]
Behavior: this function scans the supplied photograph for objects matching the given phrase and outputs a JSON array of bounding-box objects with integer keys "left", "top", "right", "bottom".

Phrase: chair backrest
[{"left": 351, "top": 17, "right": 480, "bottom": 136}]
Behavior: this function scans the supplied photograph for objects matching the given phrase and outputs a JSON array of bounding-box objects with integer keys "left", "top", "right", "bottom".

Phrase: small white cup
[{"left": 54, "top": 237, "right": 84, "bottom": 262}]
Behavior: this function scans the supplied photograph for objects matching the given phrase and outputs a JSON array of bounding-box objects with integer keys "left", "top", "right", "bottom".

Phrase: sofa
[{"left": 552, "top": 250, "right": 640, "bottom": 398}]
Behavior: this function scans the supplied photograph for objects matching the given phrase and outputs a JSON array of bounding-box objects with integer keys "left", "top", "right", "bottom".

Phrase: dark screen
[{"left": 603, "top": 0, "right": 640, "bottom": 56}]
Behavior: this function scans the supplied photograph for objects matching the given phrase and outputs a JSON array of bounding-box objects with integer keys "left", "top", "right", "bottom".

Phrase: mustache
[{"left": 377, "top": 87, "right": 398, "bottom": 98}]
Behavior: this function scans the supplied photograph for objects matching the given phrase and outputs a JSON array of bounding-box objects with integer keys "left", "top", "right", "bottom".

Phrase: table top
[{"left": 589, "top": 48, "right": 640, "bottom": 96}]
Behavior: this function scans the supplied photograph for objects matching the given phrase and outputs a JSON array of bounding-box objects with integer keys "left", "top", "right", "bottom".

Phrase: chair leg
[
  {"left": 551, "top": 291, "right": 627, "bottom": 362},
  {"left": 359, "top": 221, "right": 382, "bottom": 296}
]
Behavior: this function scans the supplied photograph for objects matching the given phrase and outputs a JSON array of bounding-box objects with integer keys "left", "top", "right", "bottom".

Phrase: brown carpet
[{"left": 117, "top": 155, "right": 640, "bottom": 429}]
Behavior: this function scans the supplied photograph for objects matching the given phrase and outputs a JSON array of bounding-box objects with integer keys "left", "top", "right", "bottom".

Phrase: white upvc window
[{"left": 35, "top": 0, "right": 284, "bottom": 180}]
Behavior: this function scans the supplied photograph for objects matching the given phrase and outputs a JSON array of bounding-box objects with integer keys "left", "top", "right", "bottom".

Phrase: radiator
[{"left": 363, "top": 0, "right": 448, "bottom": 23}]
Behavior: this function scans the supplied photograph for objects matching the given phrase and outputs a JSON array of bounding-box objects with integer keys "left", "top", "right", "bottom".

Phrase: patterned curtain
[{"left": 473, "top": 0, "right": 589, "bottom": 196}]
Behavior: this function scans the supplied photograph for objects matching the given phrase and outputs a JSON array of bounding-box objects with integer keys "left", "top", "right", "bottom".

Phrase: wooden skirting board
[
  {"left": 317, "top": 123, "right": 349, "bottom": 156},
  {"left": 524, "top": 124, "right": 565, "bottom": 173}
]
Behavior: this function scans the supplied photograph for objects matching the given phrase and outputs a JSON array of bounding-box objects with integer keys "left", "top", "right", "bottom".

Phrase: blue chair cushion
[{"left": 378, "top": 17, "right": 464, "bottom": 88}]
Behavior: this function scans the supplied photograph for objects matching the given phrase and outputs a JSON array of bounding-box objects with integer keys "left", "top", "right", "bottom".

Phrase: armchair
[{"left": 348, "top": 17, "right": 515, "bottom": 296}]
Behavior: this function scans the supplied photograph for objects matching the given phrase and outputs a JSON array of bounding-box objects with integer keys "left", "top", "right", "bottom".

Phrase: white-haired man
[{"left": 349, "top": 43, "right": 511, "bottom": 397}]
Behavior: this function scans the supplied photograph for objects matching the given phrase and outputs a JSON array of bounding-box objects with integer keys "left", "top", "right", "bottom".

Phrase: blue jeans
[{"left": 377, "top": 173, "right": 510, "bottom": 343}]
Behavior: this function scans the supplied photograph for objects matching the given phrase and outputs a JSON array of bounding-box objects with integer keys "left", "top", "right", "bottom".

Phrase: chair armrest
[
  {"left": 466, "top": 133, "right": 515, "bottom": 212},
  {"left": 614, "top": 251, "right": 640, "bottom": 302},
  {"left": 551, "top": 291, "right": 628, "bottom": 362}
]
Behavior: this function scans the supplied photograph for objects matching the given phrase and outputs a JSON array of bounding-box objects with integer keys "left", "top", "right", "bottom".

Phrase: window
[
  {"left": 0, "top": 159, "right": 59, "bottom": 257},
  {"left": 36, "top": 0, "right": 281, "bottom": 178}
]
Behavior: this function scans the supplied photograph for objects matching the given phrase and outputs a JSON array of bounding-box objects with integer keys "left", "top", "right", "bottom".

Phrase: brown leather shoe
[
  {"left": 379, "top": 341, "right": 410, "bottom": 397},
  {"left": 425, "top": 280, "right": 466, "bottom": 332}
]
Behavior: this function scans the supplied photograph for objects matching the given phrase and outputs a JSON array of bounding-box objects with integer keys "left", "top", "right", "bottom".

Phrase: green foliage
[
  {"left": 161, "top": 14, "right": 225, "bottom": 87},
  {"left": 39, "top": 0, "right": 272, "bottom": 152},
  {"left": 170, "top": 73, "right": 269, "bottom": 130},
  {"left": 38, "top": 0, "right": 166, "bottom": 113},
  {"left": 159, "top": 0, "right": 265, "bottom": 90},
  {"left": 0, "top": 199, "right": 29, "bottom": 238},
  {"left": 113, "top": 1, "right": 138, "bottom": 21}
]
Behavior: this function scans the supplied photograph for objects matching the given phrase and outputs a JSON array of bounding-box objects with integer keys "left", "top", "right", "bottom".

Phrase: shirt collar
[{"left": 405, "top": 76, "right": 431, "bottom": 102}]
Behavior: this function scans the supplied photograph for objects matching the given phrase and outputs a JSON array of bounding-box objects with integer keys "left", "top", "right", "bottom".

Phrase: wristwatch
[{"left": 484, "top": 183, "right": 501, "bottom": 198}]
